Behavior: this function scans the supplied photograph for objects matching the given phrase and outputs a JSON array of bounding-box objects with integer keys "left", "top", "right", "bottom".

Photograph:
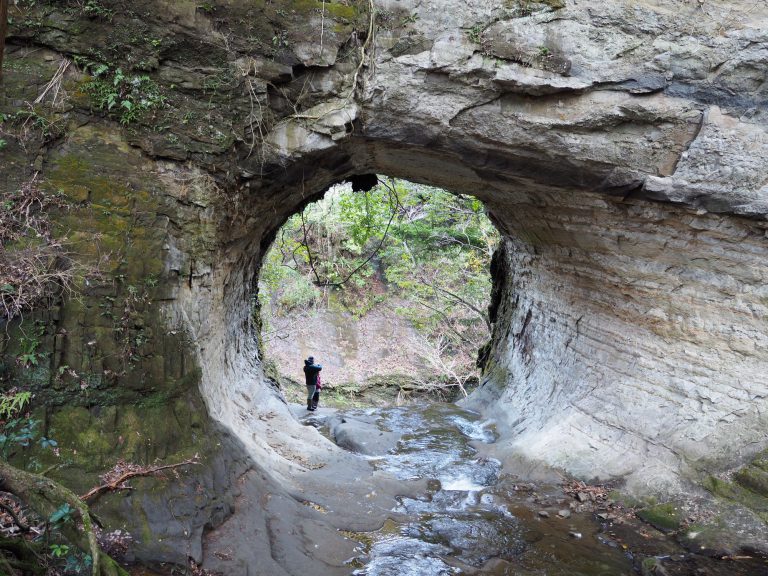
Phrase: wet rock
[
  {"left": 328, "top": 412, "right": 402, "bottom": 455},
  {"left": 557, "top": 509, "right": 572, "bottom": 519},
  {"left": 538, "top": 510, "right": 550, "bottom": 518},
  {"left": 407, "top": 512, "right": 526, "bottom": 566}
]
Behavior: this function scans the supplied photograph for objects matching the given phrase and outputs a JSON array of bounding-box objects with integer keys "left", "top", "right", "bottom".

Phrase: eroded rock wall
[
  {"left": 466, "top": 188, "right": 768, "bottom": 493},
  {"left": 2, "top": 0, "right": 768, "bottom": 568},
  {"left": 357, "top": 0, "right": 768, "bottom": 494}
]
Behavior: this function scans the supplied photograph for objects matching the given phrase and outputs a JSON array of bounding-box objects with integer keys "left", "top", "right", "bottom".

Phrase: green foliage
[
  {"left": 468, "top": 23, "right": 485, "bottom": 44},
  {"left": 17, "top": 330, "right": 42, "bottom": 367},
  {"left": 401, "top": 12, "right": 420, "bottom": 25},
  {"left": 50, "top": 543, "right": 71, "bottom": 558},
  {"left": 0, "top": 389, "right": 59, "bottom": 461},
  {"left": 50, "top": 503, "right": 74, "bottom": 524},
  {"left": 259, "top": 179, "right": 499, "bottom": 390},
  {"left": 16, "top": 323, "right": 45, "bottom": 368},
  {"left": 1, "top": 106, "right": 66, "bottom": 144},
  {"left": 83, "top": 0, "right": 112, "bottom": 18},
  {"left": 0, "top": 416, "right": 38, "bottom": 460},
  {"left": 78, "top": 60, "right": 167, "bottom": 124},
  {"left": 272, "top": 29, "right": 289, "bottom": 50},
  {"left": 261, "top": 180, "right": 497, "bottom": 318},
  {"left": 40, "top": 436, "right": 58, "bottom": 449},
  {"left": 48, "top": 507, "right": 97, "bottom": 573},
  {"left": 63, "top": 551, "right": 93, "bottom": 574},
  {"left": 0, "top": 391, "right": 32, "bottom": 419}
]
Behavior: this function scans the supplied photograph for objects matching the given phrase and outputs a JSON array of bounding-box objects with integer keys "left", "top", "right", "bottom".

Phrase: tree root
[
  {"left": 0, "top": 460, "right": 128, "bottom": 576},
  {"left": 0, "top": 537, "right": 45, "bottom": 575}
]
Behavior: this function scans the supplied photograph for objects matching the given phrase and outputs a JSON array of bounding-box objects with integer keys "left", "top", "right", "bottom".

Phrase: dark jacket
[{"left": 303, "top": 360, "right": 322, "bottom": 386}]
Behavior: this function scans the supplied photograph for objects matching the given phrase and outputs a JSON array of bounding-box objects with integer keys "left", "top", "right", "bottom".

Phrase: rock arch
[
  {"left": 171, "top": 0, "right": 768, "bottom": 502},
  {"left": 2, "top": 0, "right": 767, "bottom": 569}
]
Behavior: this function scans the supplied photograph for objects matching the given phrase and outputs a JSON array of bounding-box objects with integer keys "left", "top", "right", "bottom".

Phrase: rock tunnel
[{"left": 1, "top": 0, "right": 767, "bottom": 571}]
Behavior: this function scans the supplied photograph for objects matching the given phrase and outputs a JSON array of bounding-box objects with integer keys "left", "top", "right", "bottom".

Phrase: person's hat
[{"left": 308, "top": 356, "right": 314, "bottom": 363}]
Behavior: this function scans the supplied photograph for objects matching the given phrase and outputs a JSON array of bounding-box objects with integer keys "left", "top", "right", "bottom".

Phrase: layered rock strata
[{"left": 1, "top": 0, "right": 767, "bottom": 568}]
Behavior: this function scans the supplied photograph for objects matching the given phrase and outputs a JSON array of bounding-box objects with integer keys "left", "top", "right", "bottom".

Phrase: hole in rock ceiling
[{"left": 256, "top": 177, "right": 500, "bottom": 407}]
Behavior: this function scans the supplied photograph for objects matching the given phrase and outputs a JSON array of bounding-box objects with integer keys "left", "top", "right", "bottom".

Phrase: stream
[{"left": 317, "top": 403, "right": 768, "bottom": 576}]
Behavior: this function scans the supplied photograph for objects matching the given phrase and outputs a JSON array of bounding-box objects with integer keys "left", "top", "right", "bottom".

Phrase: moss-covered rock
[
  {"left": 734, "top": 465, "right": 768, "bottom": 498},
  {"left": 702, "top": 450, "right": 768, "bottom": 524},
  {"left": 637, "top": 502, "right": 683, "bottom": 532}
]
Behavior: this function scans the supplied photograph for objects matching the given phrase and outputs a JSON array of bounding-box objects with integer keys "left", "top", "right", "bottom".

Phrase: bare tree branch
[
  {"left": 80, "top": 458, "right": 199, "bottom": 503},
  {"left": 422, "top": 279, "right": 492, "bottom": 333},
  {"left": 298, "top": 177, "right": 399, "bottom": 289},
  {"left": 299, "top": 209, "right": 323, "bottom": 286},
  {"left": 410, "top": 299, "right": 475, "bottom": 345}
]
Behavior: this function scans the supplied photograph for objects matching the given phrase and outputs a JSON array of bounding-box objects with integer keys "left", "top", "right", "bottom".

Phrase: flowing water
[{"left": 320, "top": 403, "right": 768, "bottom": 576}]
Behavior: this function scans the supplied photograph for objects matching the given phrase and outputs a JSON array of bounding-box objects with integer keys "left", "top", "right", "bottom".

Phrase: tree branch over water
[{"left": 419, "top": 276, "right": 492, "bottom": 333}]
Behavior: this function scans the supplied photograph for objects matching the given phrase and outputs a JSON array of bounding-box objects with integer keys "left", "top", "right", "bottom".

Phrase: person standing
[
  {"left": 312, "top": 372, "right": 322, "bottom": 411},
  {"left": 303, "top": 356, "right": 322, "bottom": 411}
]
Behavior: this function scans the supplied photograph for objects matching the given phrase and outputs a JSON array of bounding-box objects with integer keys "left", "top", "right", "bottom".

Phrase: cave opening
[
  {"left": 256, "top": 176, "right": 501, "bottom": 408},
  {"left": 200, "top": 138, "right": 766, "bottom": 509}
]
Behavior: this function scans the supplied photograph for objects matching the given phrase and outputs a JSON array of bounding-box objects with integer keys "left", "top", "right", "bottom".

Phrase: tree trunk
[
  {"left": 0, "top": 0, "right": 7, "bottom": 81},
  {"left": 0, "top": 460, "right": 128, "bottom": 576}
]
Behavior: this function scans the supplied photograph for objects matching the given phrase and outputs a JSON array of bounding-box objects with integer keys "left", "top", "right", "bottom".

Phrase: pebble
[
  {"left": 557, "top": 509, "right": 571, "bottom": 519},
  {"left": 538, "top": 510, "right": 550, "bottom": 518},
  {"left": 569, "top": 531, "right": 582, "bottom": 539}
]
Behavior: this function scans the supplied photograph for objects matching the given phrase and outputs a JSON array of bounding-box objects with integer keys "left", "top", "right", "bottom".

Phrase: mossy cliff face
[
  {"left": 1, "top": 65, "right": 247, "bottom": 563},
  {"left": 1, "top": 0, "right": 768, "bottom": 570}
]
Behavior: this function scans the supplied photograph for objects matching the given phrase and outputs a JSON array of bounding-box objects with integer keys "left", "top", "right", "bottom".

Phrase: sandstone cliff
[{"left": 1, "top": 0, "right": 767, "bottom": 569}]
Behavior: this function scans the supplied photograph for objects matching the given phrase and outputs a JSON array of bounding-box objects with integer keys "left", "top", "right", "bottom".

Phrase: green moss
[
  {"left": 607, "top": 490, "right": 643, "bottom": 509},
  {"left": 752, "top": 449, "right": 768, "bottom": 472},
  {"left": 637, "top": 502, "right": 683, "bottom": 532},
  {"left": 11, "top": 386, "right": 215, "bottom": 490},
  {"left": 734, "top": 466, "right": 768, "bottom": 498},
  {"left": 135, "top": 368, "right": 202, "bottom": 409},
  {"left": 268, "top": 0, "right": 360, "bottom": 19},
  {"left": 0, "top": 122, "right": 202, "bottom": 409},
  {"left": 702, "top": 475, "right": 768, "bottom": 523},
  {"left": 704, "top": 475, "right": 741, "bottom": 500}
]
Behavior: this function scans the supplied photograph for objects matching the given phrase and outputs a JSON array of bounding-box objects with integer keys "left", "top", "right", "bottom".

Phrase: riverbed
[{"left": 313, "top": 403, "right": 768, "bottom": 576}]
